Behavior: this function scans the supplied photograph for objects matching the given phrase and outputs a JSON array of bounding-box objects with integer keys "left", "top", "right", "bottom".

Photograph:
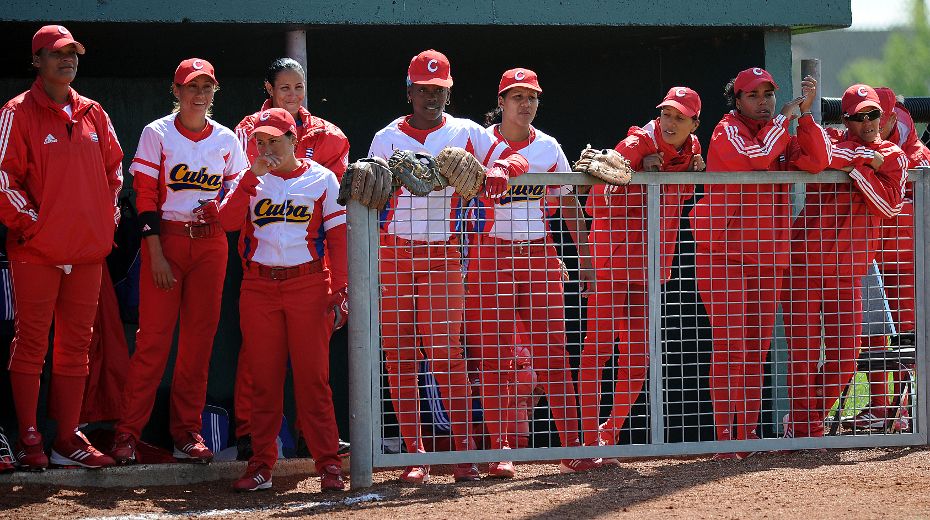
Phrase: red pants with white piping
[
  {"left": 577, "top": 276, "right": 648, "bottom": 446},
  {"left": 117, "top": 230, "right": 227, "bottom": 443},
  {"left": 379, "top": 236, "right": 473, "bottom": 454},
  {"left": 239, "top": 270, "right": 340, "bottom": 472},
  {"left": 695, "top": 247, "right": 781, "bottom": 441},
  {"left": 785, "top": 267, "right": 863, "bottom": 436}
]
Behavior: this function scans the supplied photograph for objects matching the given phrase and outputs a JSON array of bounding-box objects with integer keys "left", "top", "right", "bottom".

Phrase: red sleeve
[
  {"left": 318, "top": 132, "right": 350, "bottom": 181},
  {"left": 707, "top": 114, "right": 790, "bottom": 171},
  {"left": 0, "top": 105, "right": 40, "bottom": 234},
  {"left": 133, "top": 174, "right": 161, "bottom": 214},
  {"left": 848, "top": 148, "right": 907, "bottom": 219},
  {"left": 903, "top": 138, "right": 930, "bottom": 168},
  {"left": 829, "top": 142, "right": 874, "bottom": 171},
  {"left": 614, "top": 133, "right": 652, "bottom": 170},
  {"left": 493, "top": 151, "right": 529, "bottom": 177},
  {"left": 234, "top": 115, "right": 257, "bottom": 164},
  {"left": 325, "top": 223, "right": 348, "bottom": 291},
  {"left": 791, "top": 114, "right": 832, "bottom": 173},
  {"left": 98, "top": 107, "right": 124, "bottom": 212},
  {"left": 218, "top": 170, "right": 259, "bottom": 232}
]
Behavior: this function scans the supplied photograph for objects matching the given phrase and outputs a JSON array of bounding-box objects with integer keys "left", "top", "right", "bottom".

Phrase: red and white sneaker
[
  {"left": 453, "top": 463, "right": 481, "bottom": 482},
  {"left": 320, "top": 464, "right": 345, "bottom": 492},
  {"left": 233, "top": 461, "right": 272, "bottom": 492},
  {"left": 597, "top": 423, "right": 621, "bottom": 465},
  {"left": 846, "top": 408, "right": 888, "bottom": 431},
  {"left": 488, "top": 460, "right": 516, "bottom": 479},
  {"left": 399, "top": 465, "right": 430, "bottom": 484},
  {"left": 174, "top": 432, "right": 213, "bottom": 463},
  {"left": 109, "top": 432, "right": 137, "bottom": 465},
  {"left": 14, "top": 428, "right": 48, "bottom": 471},
  {"left": 50, "top": 430, "right": 115, "bottom": 469},
  {"left": 891, "top": 409, "right": 911, "bottom": 433},
  {"left": 559, "top": 457, "right": 602, "bottom": 473}
]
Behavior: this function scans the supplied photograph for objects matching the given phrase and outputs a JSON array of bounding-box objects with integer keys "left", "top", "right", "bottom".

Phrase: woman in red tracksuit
[
  {"left": 690, "top": 68, "right": 830, "bottom": 455},
  {"left": 111, "top": 59, "right": 249, "bottom": 465},
  {"left": 576, "top": 87, "right": 704, "bottom": 448},
  {"left": 219, "top": 108, "right": 347, "bottom": 492},
  {"left": 853, "top": 87, "right": 929, "bottom": 430},
  {"left": 466, "top": 68, "right": 600, "bottom": 477},
  {"left": 2, "top": 25, "right": 122, "bottom": 471},
  {"left": 784, "top": 84, "right": 907, "bottom": 439},
  {"left": 233, "top": 57, "right": 350, "bottom": 457}
]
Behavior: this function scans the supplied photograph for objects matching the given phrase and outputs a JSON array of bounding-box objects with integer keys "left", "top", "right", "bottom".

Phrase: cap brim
[
  {"left": 738, "top": 77, "right": 779, "bottom": 94},
  {"left": 850, "top": 100, "right": 882, "bottom": 115},
  {"left": 499, "top": 82, "right": 542, "bottom": 95},
  {"left": 656, "top": 100, "right": 697, "bottom": 118},
  {"left": 249, "top": 125, "right": 288, "bottom": 139},
  {"left": 409, "top": 77, "right": 453, "bottom": 88},
  {"left": 178, "top": 71, "right": 219, "bottom": 87},
  {"left": 51, "top": 39, "right": 85, "bottom": 55}
]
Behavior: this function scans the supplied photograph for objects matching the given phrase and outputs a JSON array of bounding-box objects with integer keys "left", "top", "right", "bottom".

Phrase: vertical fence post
[
  {"left": 917, "top": 168, "right": 929, "bottom": 441},
  {"left": 647, "top": 182, "right": 665, "bottom": 442},
  {"left": 348, "top": 200, "right": 374, "bottom": 488},
  {"left": 284, "top": 29, "right": 308, "bottom": 109}
]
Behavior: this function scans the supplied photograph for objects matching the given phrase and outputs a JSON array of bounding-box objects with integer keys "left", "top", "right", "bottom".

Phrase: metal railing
[{"left": 347, "top": 168, "right": 930, "bottom": 489}]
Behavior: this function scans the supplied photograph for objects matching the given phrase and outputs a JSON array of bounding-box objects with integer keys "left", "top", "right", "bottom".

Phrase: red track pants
[
  {"left": 466, "top": 239, "right": 580, "bottom": 449},
  {"left": 8, "top": 261, "right": 102, "bottom": 435},
  {"left": 117, "top": 232, "right": 227, "bottom": 443},
  {"left": 380, "top": 237, "right": 472, "bottom": 454},
  {"left": 695, "top": 247, "right": 781, "bottom": 441},
  {"left": 785, "top": 267, "right": 863, "bottom": 437},
  {"left": 577, "top": 275, "right": 648, "bottom": 446},
  {"left": 239, "top": 271, "right": 340, "bottom": 471}
]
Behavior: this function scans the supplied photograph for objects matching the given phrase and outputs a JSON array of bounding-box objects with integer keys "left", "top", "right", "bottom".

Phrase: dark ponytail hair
[
  {"left": 265, "top": 58, "right": 305, "bottom": 90},
  {"left": 724, "top": 77, "right": 737, "bottom": 108},
  {"left": 484, "top": 106, "right": 502, "bottom": 127}
]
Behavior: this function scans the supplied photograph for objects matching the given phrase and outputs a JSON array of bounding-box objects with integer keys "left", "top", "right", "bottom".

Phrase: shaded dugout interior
[{"left": 0, "top": 21, "right": 776, "bottom": 448}]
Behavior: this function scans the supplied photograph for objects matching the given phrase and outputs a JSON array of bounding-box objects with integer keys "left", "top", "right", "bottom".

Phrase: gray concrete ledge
[{"left": 0, "top": 456, "right": 350, "bottom": 488}]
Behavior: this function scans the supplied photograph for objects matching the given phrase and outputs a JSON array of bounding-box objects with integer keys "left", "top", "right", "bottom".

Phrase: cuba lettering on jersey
[
  {"left": 242, "top": 160, "right": 345, "bottom": 267},
  {"left": 478, "top": 125, "right": 570, "bottom": 242},
  {"left": 131, "top": 113, "right": 249, "bottom": 222},
  {"left": 369, "top": 114, "right": 501, "bottom": 242}
]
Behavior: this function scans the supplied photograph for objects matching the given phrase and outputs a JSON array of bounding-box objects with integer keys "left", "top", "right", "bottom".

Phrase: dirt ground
[{"left": 3, "top": 446, "right": 930, "bottom": 519}]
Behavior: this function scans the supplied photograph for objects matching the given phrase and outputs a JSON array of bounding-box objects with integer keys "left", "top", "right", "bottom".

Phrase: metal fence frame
[{"left": 348, "top": 168, "right": 930, "bottom": 489}]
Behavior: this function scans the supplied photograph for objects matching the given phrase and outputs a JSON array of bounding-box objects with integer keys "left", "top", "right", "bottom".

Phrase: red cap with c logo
[
  {"left": 174, "top": 58, "right": 218, "bottom": 86},
  {"left": 656, "top": 86, "right": 702, "bottom": 118},
  {"left": 498, "top": 68, "right": 542, "bottom": 95},
  {"left": 407, "top": 49, "right": 453, "bottom": 88},
  {"left": 734, "top": 67, "right": 779, "bottom": 94}
]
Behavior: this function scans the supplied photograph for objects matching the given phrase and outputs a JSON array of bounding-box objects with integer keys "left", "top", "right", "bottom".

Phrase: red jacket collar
[
  {"left": 30, "top": 77, "right": 88, "bottom": 117},
  {"left": 729, "top": 110, "right": 770, "bottom": 133},
  {"left": 492, "top": 124, "right": 535, "bottom": 151},
  {"left": 260, "top": 99, "right": 312, "bottom": 128}
]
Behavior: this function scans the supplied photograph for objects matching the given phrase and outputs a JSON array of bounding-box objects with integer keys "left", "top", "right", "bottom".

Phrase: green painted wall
[{"left": 3, "top": 0, "right": 850, "bottom": 29}]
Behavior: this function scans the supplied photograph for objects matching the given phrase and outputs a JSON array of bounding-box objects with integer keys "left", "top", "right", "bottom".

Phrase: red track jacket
[
  {"left": 691, "top": 112, "right": 831, "bottom": 266},
  {"left": 0, "top": 78, "right": 123, "bottom": 265}
]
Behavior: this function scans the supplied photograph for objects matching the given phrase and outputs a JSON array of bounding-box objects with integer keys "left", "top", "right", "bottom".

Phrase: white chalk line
[{"left": 80, "top": 492, "right": 383, "bottom": 519}]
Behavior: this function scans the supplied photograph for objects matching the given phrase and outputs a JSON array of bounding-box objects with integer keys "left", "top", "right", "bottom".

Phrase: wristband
[{"left": 139, "top": 211, "right": 160, "bottom": 237}]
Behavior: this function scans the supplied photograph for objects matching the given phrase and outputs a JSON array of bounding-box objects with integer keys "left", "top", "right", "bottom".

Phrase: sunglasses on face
[{"left": 844, "top": 109, "right": 882, "bottom": 122}]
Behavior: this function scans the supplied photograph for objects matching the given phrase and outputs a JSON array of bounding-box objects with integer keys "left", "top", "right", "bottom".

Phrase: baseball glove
[
  {"left": 573, "top": 145, "right": 634, "bottom": 186},
  {"left": 337, "top": 157, "right": 394, "bottom": 209},
  {"left": 436, "top": 147, "right": 486, "bottom": 201},
  {"left": 387, "top": 150, "right": 448, "bottom": 196}
]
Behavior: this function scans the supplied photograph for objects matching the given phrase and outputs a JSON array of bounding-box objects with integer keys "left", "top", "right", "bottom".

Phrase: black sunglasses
[{"left": 844, "top": 109, "right": 882, "bottom": 122}]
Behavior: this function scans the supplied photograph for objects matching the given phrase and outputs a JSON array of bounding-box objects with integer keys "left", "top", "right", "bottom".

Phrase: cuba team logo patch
[
  {"left": 305, "top": 148, "right": 315, "bottom": 159},
  {"left": 499, "top": 185, "right": 546, "bottom": 205},
  {"left": 253, "top": 198, "right": 312, "bottom": 227},
  {"left": 167, "top": 164, "right": 223, "bottom": 192}
]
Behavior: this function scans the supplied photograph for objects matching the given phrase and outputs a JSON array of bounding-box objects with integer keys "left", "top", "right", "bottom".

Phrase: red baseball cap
[
  {"left": 174, "top": 58, "right": 218, "bottom": 86},
  {"left": 498, "top": 68, "right": 542, "bottom": 95},
  {"left": 657, "top": 86, "right": 702, "bottom": 118},
  {"left": 842, "top": 84, "right": 882, "bottom": 116},
  {"left": 734, "top": 67, "right": 779, "bottom": 94},
  {"left": 874, "top": 87, "right": 897, "bottom": 125},
  {"left": 32, "top": 25, "right": 85, "bottom": 55},
  {"left": 249, "top": 108, "right": 296, "bottom": 138},
  {"left": 407, "top": 49, "right": 453, "bottom": 88}
]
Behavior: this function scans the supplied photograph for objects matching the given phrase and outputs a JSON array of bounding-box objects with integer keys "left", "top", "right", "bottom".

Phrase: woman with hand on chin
[
  {"left": 219, "top": 108, "right": 347, "bottom": 493},
  {"left": 576, "top": 87, "right": 704, "bottom": 451},
  {"left": 690, "top": 68, "right": 831, "bottom": 457},
  {"left": 111, "top": 58, "right": 248, "bottom": 466}
]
